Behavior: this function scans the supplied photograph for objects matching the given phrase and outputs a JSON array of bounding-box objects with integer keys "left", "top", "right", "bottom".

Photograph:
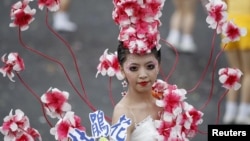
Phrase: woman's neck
[{"left": 126, "top": 88, "right": 154, "bottom": 102}]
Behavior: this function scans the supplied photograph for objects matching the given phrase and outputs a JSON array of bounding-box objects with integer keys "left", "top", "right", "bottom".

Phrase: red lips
[{"left": 138, "top": 81, "right": 148, "bottom": 86}]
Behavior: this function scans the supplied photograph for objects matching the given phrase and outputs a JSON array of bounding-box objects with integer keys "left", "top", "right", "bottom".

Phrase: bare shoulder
[
  {"left": 112, "top": 102, "right": 130, "bottom": 124},
  {"left": 112, "top": 101, "right": 133, "bottom": 141}
]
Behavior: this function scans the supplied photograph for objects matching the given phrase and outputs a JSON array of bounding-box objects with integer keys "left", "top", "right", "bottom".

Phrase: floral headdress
[
  {"left": 96, "top": 0, "right": 165, "bottom": 80},
  {"left": 112, "top": 0, "right": 165, "bottom": 54}
]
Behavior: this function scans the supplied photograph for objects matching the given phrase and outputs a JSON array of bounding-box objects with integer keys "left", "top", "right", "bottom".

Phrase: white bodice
[{"left": 130, "top": 116, "right": 158, "bottom": 141}]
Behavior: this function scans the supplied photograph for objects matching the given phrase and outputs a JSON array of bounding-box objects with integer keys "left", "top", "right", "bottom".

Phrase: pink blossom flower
[
  {"left": 152, "top": 79, "right": 169, "bottom": 99},
  {"left": 9, "top": 0, "right": 36, "bottom": 31},
  {"left": 50, "top": 111, "right": 86, "bottom": 141},
  {"left": 25, "top": 128, "right": 42, "bottom": 141},
  {"left": 168, "top": 125, "right": 188, "bottom": 141},
  {"left": 155, "top": 105, "right": 203, "bottom": 141},
  {"left": 221, "top": 20, "right": 247, "bottom": 43},
  {"left": 15, "top": 128, "right": 42, "bottom": 141},
  {"left": 0, "top": 109, "right": 29, "bottom": 140},
  {"left": 112, "top": 1, "right": 140, "bottom": 27},
  {"left": 0, "top": 52, "right": 25, "bottom": 82},
  {"left": 156, "top": 86, "right": 187, "bottom": 118},
  {"left": 38, "top": 0, "right": 60, "bottom": 11},
  {"left": 15, "top": 134, "right": 34, "bottom": 141},
  {"left": 96, "top": 49, "right": 124, "bottom": 80},
  {"left": 0, "top": 109, "right": 41, "bottom": 141},
  {"left": 118, "top": 24, "right": 160, "bottom": 54},
  {"left": 141, "top": 1, "right": 164, "bottom": 23},
  {"left": 154, "top": 81, "right": 203, "bottom": 141},
  {"left": 112, "top": 0, "right": 164, "bottom": 54},
  {"left": 155, "top": 120, "right": 175, "bottom": 141},
  {"left": 218, "top": 67, "right": 243, "bottom": 90},
  {"left": 41, "top": 87, "right": 72, "bottom": 119},
  {"left": 205, "top": 0, "right": 227, "bottom": 33},
  {"left": 185, "top": 110, "right": 203, "bottom": 137},
  {"left": 178, "top": 103, "right": 203, "bottom": 138}
]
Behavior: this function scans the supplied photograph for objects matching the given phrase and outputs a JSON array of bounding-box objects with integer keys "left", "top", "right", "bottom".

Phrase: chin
[{"left": 137, "top": 86, "right": 152, "bottom": 93}]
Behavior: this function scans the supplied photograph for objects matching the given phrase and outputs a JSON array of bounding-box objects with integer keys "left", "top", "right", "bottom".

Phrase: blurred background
[{"left": 0, "top": 0, "right": 227, "bottom": 140}]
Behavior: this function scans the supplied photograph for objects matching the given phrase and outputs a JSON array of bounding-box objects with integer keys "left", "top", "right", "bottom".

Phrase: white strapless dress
[{"left": 131, "top": 116, "right": 158, "bottom": 141}]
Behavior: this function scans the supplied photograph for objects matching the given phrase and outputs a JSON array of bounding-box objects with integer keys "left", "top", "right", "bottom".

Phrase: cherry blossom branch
[
  {"left": 43, "top": 9, "right": 112, "bottom": 122},
  {"left": 44, "top": 9, "right": 88, "bottom": 100},
  {"left": 197, "top": 129, "right": 208, "bottom": 136},
  {"left": 215, "top": 89, "right": 229, "bottom": 124},
  {"left": 16, "top": 73, "right": 53, "bottom": 127},
  {"left": 17, "top": 28, "right": 97, "bottom": 113},
  {"left": 187, "top": 29, "right": 217, "bottom": 93},
  {"left": 160, "top": 38, "right": 179, "bottom": 82},
  {"left": 199, "top": 44, "right": 227, "bottom": 111}
]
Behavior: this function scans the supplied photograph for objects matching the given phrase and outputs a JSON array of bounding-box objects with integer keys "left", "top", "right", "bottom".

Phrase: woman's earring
[{"left": 121, "top": 80, "right": 127, "bottom": 96}]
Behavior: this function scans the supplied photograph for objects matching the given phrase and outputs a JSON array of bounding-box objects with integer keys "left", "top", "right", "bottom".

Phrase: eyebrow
[{"left": 129, "top": 61, "right": 155, "bottom": 66}]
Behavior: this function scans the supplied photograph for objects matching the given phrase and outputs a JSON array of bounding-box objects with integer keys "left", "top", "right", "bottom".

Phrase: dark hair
[{"left": 117, "top": 41, "right": 161, "bottom": 66}]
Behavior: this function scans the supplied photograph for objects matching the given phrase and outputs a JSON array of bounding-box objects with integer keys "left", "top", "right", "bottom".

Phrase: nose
[{"left": 139, "top": 68, "right": 147, "bottom": 79}]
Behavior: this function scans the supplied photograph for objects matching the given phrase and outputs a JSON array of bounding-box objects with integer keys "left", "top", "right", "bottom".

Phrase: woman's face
[{"left": 121, "top": 53, "right": 160, "bottom": 93}]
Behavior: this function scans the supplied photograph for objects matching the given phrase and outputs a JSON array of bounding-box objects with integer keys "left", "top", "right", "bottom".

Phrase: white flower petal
[
  {"left": 233, "top": 83, "right": 241, "bottom": 91},
  {"left": 155, "top": 100, "right": 164, "bottom": 107}
]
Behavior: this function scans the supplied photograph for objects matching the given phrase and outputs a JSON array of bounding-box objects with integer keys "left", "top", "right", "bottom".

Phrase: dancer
[
  {"left": 52, "top": 0, "right": 77, "bottom": 32},
  {"left": 111, "top": 42, "right": 162, "bottom": 140},
  {"left": 111, "top": 1, "right": 203, "bottom": 140},
  {"left": 222, "top": 0, "right": 250, "bottom": 124},
  {"left": 166, "top": 0, "right": 198, "bottom": 53}
]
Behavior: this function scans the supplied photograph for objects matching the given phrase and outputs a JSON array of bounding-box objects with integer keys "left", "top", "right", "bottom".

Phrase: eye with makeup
[
  {"left": 128, "top": 63, "right": 156, "bottom": 72},
  {"left": 129, "top": 65, "right": 138, "bottom": 72},
  {"left": 147, "top": 63, "right": 155, "bottom": 70}
]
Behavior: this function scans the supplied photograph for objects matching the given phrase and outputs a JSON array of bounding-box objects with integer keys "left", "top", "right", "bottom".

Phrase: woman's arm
[{"left": 111, "top": 104, "right": 133, "bottom": 141}]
